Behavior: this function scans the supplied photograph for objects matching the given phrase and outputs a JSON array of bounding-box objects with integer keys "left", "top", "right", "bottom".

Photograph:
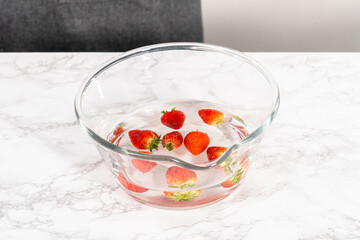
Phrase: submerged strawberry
[
  {"left": 207, "top": 146, "right": 228, "bottom": 169},
  {"left": 161, "top": 108, "right": 185, "bottom": 130},
  {"left": 108, "top": 125, "right": 126, "bottom": 144},
  {"left": 164, "top": 190, "right": 201, "bottom": 202},
  {"left": 162, "top": 131, "right": 183, "bottom": 151},
  {"left": 117, "top": 173, "right": 148, "bottom": 193},
  {"left": 184, "top": 131, "right": 210, "bottom": 155},
  {"left": 207, "top": 146, "right": 227, "bottom": 162},
  {"left": 198, "top": 109, "right": 225, "bottom": 126},
  {"left": 131, "top": 151, "right": 157, "bottom": 173},
  {"left": 221, "top": 168, "right": 244, "bottom": 188},
  {"left": 166, "top": 166, "right": 197, "bottom": 189},
  {"left": 128, "top": 130, "right": 161, "bottom": 152}
]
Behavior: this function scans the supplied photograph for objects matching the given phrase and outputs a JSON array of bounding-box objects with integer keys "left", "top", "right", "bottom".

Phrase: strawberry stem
[
  {"left": 167, "top": 190, "right": 200, "bottom": 202},
  {"left": 231, "top": 169, "right": 244, "bottom": 185},
  {"left": 162, "top": 107, "right": 176, "bottom": 114},
  {"left": 149, "top": 136, "right": 161, "bottom": 152},
  {"left": 164, "top": 143, "right": 174, "bottom": 151},
  {"left": 224, "top": 156, "right": 234, "bottom": 175},
  {"left": 216, "top": 119, "right": 225, "bottom": 127},
  {"left": 235, "top": 116, "right": 246, "bottom": 125}
]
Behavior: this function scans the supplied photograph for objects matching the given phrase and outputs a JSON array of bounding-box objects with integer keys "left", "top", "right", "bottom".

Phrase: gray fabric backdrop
[{"left": 0, "top": 0, "right": 203, "bottom": 52}]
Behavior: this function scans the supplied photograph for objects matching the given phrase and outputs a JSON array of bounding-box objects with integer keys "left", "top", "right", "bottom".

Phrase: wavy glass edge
[{"left": 74, "top": 42, "right": 280, "bottom": 171}]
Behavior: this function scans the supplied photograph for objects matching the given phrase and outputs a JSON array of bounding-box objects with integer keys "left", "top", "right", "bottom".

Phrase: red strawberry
[
  {"left": 198, "top": 109, "right": 225, "bottom": 126},
  {"left": 161, "top": 108, "right": 185, "bottom": 130},
  {"left": 184, "top": 131, "right": 210, "bottom": 155},
  {"left": 131, "top": 151, "right": 157, "bottom": 173},
  {"left": 107, "top": 125, "right": 126, "bottom": 144},
  {"left": 166, "top": 166, "right": 197, "bottom": 189},
  {"left": 128, "top": 130, "right": 161, "bottom": 152},
  {"left": 162, "top": 131, "right": 183, "bottom": 151},
  {"left": 117, "top": 173, "right": 148, "bottom": 193},
  {"left": 207, "top": 146, "right": 228, "bottom": 169},
  {"left": 221, "top": 168, "right": 244, "bottom": 188},
  {"left": 207, "top": 146, "right": 227, "bottom": 162},
  {"left": 221, "top": 179, "right": 237, "bottom": 188},
  {"left": 164, "top": 190, "right": 201, "bottom": 202}
]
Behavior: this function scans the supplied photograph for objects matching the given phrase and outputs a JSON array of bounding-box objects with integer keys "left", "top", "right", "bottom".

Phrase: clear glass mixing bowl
[{"left": 75, "top": 43, "right": 280, "bottom": 209}]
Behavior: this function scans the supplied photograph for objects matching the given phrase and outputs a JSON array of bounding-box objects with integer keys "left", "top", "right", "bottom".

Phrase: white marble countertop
[{"left": 1, "top": 53, "right": 360, "bottom": 240}]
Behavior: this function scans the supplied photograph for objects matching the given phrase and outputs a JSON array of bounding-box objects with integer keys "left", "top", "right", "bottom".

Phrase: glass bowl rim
[{"left": 74, "top": 42, "right": 280, "bottom": 170}]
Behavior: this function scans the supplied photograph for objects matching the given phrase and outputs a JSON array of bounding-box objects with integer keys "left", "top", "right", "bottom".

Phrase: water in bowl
[{"left": 106, "top": 100, "right": 251, "bottom": 209}]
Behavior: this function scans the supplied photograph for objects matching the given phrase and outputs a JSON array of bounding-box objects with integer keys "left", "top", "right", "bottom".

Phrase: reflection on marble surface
[{"left": 0, "top": 53, "right": 359, "bottom": 239}]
